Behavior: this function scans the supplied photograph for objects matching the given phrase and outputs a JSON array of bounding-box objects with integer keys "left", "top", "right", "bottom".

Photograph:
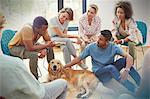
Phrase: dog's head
[{"left": 48, "top": 59, "right": 63, "bottom": 74}]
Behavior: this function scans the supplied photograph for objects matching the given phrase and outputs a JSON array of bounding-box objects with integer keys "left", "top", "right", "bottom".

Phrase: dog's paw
[
  {"left": 76, "top": 93, "right": 89, "bottom": 99},
  {"left": 76, "top": 93, "right": 83, "bottom": 98},
  {"left": 81, "top": 95, "right": 88, "bottom": 99},
  {"left": 79, "top": 64, "right": 88, "bottom": 70}
]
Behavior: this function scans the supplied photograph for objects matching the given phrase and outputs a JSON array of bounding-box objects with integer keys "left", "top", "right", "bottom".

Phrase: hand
[
  {"left": 38, "top": 49, "right": 47, "bottom": 58},
  {"left": 46, "top": 41, "right": 55, "bottom": 48},
  {"left": 121, "top": 69, "right": 129, "bottom": 80},
  {"left": 76, "top": 38, "right": 82, "bottom": 45},
  {"left": 84, "top": 38, "right": 91, "bottom": 44},
  {"left": 63, "top": 65, "right": 71, "bottom": 69},
  {"left": 114, "top": 40, "right": 122, "bottom": 44}
]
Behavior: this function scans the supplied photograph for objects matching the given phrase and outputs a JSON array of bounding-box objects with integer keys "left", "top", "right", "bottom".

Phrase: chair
[
  {"left": 1, "top": 29, "right": 16, "bottom": 55},
  {"left": 1, "top": 29, "right": 43, "bottom": 77},
  {"left": 135, "top": 21, "right": 147, "bottom": 70},
  {"left": 1, "top": 29, "right": 45, "bottom": 75},
  {"left": 136, "top": 21, "right": 147, "bottom": 45},
  {"left": 119, "top": 21, "right": 147, "bottom": 70}
]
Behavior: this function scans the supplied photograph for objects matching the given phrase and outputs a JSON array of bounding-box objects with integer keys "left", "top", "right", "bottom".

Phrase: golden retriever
[
  {"left": 48, "top": 59, "right": 99, "bottom": 98},
  {"left": 47, "top": 59, "right": 64, "bottom": 81}
]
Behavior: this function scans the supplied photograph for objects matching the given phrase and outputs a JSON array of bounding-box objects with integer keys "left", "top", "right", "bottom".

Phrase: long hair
[{"left": 115, "top": 1, "right": 133, "bottom": 19}]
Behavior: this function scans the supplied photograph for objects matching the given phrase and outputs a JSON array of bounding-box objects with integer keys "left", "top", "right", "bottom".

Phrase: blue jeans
[{"left": 95, "top": 58, "right": 141, "bottom": 93}]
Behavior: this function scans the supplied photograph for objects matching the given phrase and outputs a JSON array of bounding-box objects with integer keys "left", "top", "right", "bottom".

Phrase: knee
[
  {"left": 107, "top": 65, "right": 116, "bottom": 71},
  {"left": 81, "top": 42, "right": 86, "bottom": 49},
  {"left": 107, "top": 65, "right": 117, "bottom": 71},
  {"left": 117, "top": 58, "right": 126, "bottom": 64},
  {"left": 30, "top": 52, "right": 38, "bottom": 59},
  {"left": 59, "top": 79, "right": 67, "bottom": 84},
  {"left": 66, "top": 39, "right": 73, "bottom": 45},
  {"left": 62, "top": 46, "right": 68, "bottom": 52},
  {"left": 58, "top": 79, "right": 68, "bottom": 88},
  {"left": 128, "top": 42, "right": 135, "bottom": 47}
]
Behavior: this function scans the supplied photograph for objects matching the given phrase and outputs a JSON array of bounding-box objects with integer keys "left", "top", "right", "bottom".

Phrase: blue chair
[
  {"left": 136, "top": 21, "right": 147, "bottom": 45},
  {"left": 135, "top": 21, "right": 147, "bottom": 70},
  {"left": 1, "top": 29, "right": 16, "bottom": 55},
  {"left": 119, "top": 21, "right": 147, "bottom": 70},
  {"left": 122, "top": 21, "right": 147, "bottom": 46},
  {"left": 1, "top": 29, "right": 43, "bottom": 77}
]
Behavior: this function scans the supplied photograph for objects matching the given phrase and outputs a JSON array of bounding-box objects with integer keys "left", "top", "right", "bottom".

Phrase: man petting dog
[
  {"left": 8, "top": 16, "right": 54, "bottom": 79},
  {"left": 64, "top": 30, "right": 141, "bottom": 93}
]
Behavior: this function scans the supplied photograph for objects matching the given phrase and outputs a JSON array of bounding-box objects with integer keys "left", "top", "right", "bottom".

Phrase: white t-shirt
[{"left": 49, "top": 16, "right": 68, "bottom": 37}]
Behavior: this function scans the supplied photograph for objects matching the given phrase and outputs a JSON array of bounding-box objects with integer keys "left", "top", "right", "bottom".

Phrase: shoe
[{"left": 79, "top": 64, "right": 88, "bottom": 70}]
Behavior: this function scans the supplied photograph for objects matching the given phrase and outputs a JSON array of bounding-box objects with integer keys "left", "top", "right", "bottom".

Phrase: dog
[
  {"left": 48, "top": 59, "right": 99, "bottom": 98},
  {"left": 47, "top": 59, "right": 64, "bottom": 81}
]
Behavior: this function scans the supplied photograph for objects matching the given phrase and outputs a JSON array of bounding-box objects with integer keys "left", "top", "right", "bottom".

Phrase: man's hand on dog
[{"left": 63, "top": 65, "right": 71, "bottom": 69}]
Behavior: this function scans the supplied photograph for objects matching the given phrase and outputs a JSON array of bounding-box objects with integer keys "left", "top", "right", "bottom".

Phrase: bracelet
[
  {"left": 124, "top": 68, "right": 130, "bottom": 72},
  {"left": 121, "top": 39, "right": 124, "bottom": 44}
]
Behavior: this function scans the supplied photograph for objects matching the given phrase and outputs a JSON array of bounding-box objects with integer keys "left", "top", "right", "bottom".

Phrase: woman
[
  {"left": 112, "top": 1, "right": 143, "bottom": 59},
  {"left": 49, "top": 8, "right": 87, "bottom": 69},
  {"left": 79, "top": 4, "right": 101, "bottom": 52}
]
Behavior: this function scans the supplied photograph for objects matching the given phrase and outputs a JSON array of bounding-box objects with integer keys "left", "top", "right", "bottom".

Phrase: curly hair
[
  {"left": 0, "top": 15, "right": 6, "bottom": 30},
  {"left": 33, "top": 16, "right": 48, "bottom": 28},
  {"left": 115, "top": 1, "right": 133, "bottom": 19}
]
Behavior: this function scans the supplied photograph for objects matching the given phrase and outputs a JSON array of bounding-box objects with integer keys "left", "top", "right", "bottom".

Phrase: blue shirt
[{"left": 79, "top": 42, "right": 123, "bottom": 73}]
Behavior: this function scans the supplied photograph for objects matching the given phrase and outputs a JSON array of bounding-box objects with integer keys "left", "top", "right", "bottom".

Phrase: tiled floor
[{"left": 23, "top": 46, "right": 149, "bottom": 99}]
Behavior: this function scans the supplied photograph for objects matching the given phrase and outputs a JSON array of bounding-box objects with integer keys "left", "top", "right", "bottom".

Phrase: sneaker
[{"left": 79, "top": 64, "right": 88, "bottom": 70}]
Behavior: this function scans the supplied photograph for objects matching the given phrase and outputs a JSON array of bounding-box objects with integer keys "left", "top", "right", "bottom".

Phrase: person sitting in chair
[
  {"left": 112, "top": 1, "right": 143, "bottom": 59},
  {"left": 0, "top": 13, "right": 68, "bottom": 99},
  {"left": 8, "top": 16, "right": 55, "bottom": 79}
]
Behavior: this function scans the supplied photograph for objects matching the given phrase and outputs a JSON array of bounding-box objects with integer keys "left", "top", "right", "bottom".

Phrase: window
[{"left": 64, "top": 0, "right": 83, "bottom": 30}]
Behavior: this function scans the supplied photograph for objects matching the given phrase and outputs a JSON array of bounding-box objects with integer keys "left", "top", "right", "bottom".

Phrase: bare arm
[
  {"left": 122, "top": 51, "right": 133, "bottom": 69},
  {"left": 120, "top": 50, "right": 133, "bottom": 80},
  {"left": 64, "top": 57, "right": 82, "bottom": 68},
  {"left": 43, "top": 32, "right": 51, "bottom": 41},
  {"left": 23, "top": 40, "right": 53, "bottom": 51}
]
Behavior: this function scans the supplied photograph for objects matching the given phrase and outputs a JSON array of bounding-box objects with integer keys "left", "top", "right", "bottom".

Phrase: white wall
[
  {"left": 147, "top": 0, "right": 150, "bottom": 45},
  {"left": 88, "top": 0, "right": 149, "bottom": 28},
  {"left": 0, "top": 0, "right": 57, "bottom": 30}
]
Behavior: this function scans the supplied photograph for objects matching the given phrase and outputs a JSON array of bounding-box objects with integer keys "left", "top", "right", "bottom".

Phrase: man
[
  {"left": 0, "top": 14, "right": 68, "bottom": 99},
  {"left": 8, "top": 16, "right": 54, "bottom": 79},
  {"left": 64, "top": 30, "right": 141, "bottom": 93}
]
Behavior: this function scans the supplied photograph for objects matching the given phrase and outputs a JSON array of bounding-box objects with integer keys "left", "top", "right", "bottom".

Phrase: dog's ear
[{"left": 48, "top": 63, "right": 51, "bottom": 73}]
